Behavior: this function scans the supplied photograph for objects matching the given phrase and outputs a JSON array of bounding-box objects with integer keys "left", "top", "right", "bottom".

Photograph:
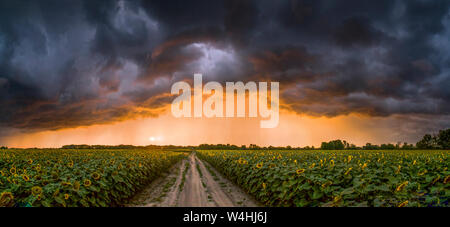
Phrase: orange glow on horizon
[{"left": 1, "top": 109, "right": 411, "bottom": 149}]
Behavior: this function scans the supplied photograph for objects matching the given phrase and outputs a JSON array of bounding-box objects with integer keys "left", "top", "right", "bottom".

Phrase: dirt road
[{"left": 126, "top": 153, "right": 259, "bottom": 207}]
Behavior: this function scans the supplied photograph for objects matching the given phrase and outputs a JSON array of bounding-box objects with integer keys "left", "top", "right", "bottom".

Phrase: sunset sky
[{"left": 1, "top": 0, "right": 450, "bottom": 148}]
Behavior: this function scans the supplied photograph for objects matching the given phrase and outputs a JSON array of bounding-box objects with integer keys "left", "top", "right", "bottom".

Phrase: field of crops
[
  {"left": 0, "top": 149, "right": 187, "bottom": 207},
  {"left": 197, "top": 150, "right": 449, "bottom": 207}
]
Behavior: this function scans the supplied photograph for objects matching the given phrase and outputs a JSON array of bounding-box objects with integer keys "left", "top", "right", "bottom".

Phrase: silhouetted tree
[
  {"left": 321, "top": 140, "right": 345, "bottom": 150},
  {"left": 437, "top": 129, "right": 450, "bottom": 149},
  {"left": 416, "top": 134, "right": 436, "bottom": 149},
  {"left": 380, "top": 143, "right": 395, "bottom": 149},
  {"left": 401, "top": 142, "right": 414, "bottom": 150},
  {"left": 363, "top": 143, "right": 379, "bottom": 150}
]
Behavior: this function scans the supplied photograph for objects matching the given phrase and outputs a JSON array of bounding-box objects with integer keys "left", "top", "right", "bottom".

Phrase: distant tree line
[
  {"left": 62, "top": 144, "right": 142, "bottom": 149},
  {"left": 197, "top": 144, "right": 306, "bottom": 150},
  {"left": 2, "top": 129, "right": 449, "bottom": 150},
  {"left": 60, "top": 144, "right": 188, "bottom": 150},
  {"left": 416, "top": 128, "right": 450, "bottom": 149},
  {"left": 58, "top": 143, "right": 306, "bottom": 150},
  {"left": 320, "top": 128, "right": 450, "bottom": 150},
  {"left": 320, "top": 140, "right": 415, "bottom": 150},
  {"left": 199, "top": 129, "right": 450, "bottom": 150}
]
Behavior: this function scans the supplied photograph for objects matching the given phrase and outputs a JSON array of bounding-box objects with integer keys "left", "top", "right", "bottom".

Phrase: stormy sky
[{"left": 1, "top": 0, "right": 450, "bottom": 141}]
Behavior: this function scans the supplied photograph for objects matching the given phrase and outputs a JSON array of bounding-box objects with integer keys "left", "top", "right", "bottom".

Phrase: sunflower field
[
  {"left": 0, "top": 149, "right": 186, "bottom": 207},
  {"left": 197, "top": 150, "right": 450, "bottom": 207}
]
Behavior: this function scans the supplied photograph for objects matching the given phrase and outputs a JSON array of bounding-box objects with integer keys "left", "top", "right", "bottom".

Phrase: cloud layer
[{"left": 1, "top": 0, "right": 450, "bottom": 135}]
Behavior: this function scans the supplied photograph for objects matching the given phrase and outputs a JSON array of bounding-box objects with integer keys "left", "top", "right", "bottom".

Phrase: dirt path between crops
[{"left": 125, "top": 153, "right": 259, "bottom": 207}]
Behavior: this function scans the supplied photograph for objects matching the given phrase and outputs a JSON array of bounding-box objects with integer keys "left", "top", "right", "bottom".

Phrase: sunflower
[
  {"left": 0, "top": 191, "right": 14, "bottom": 207},
  {"left": 296, "top": 169, "right": 305, "bottom": 175},
  {"left": 53, "top": 189, "right": 60, "bottom": 198},
  {"left": 27, "top": 159, "right": 33, "bottom": 165},
  {"left": 73, "top": 181, "right": 80, "bottom": 191},
  {"left": 418, "top": 170, "right": 427, "bottom": 176},
  {"left": 396, "top": 181, "right": 409, "bottom": 192},
  {"left": 395, "top": 165, "right": 401, "bottom": 174},
  {"left": 444, "top": 175, "right": 450, "bottom": 184},
  {"left": 431, "top": 176, "right": 440, "bottom": 185},
  {"left": 61, "top": 182, "right": 72, "bottom": 187},
  {"left": 64, "top": 194, "right": 70, "bottom": 200},
  {"left": 22, "top": 174, "right": 30, "bottom": 182},
  {"left": 398, "top": 200, "right": 408, "bottom": 207},
  {"left": 322, "top": 181, "right": 332, "bottom": 188},
  {"left": 92, "top": 172, "right": 101, "bottom": 180},
  {"left": 333, "top": 196, "right": 342, "bottom": 203},
  {"left": 31, "top": 186, "right": 43, "bottom": 196},
  {"left": 67, "top": 161, "right": 74, "bottom": 168},
  {"left": 256, "top": 162, "right": 263, "bottom": 169},
  {"left": 344, "top": 167, "right": 352, "bottom": 175},
  {"left": 361, "top": 163, "right": 368, "bottom": 170},
  {"left": 9, "top": 167, "right": 16, "bottom": 175},
  {"left": 84, "top": 179, "right": 92, "bottom": 187}
]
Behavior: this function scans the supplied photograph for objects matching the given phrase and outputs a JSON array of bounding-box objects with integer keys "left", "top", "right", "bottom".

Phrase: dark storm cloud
[
  {"left": 0, "top": 0, "right": 450, "bottom": 139},
  {"left": 333, "top": 16, "right": 387, "bottom": 47}
]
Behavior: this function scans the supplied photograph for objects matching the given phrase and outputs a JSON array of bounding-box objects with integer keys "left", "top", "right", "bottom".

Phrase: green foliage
[
  {"left": 197, "top": 150, "right": 449, "bottom": 207},
  {"left": 417, "top": 134, "right": 437, "bottom": 149},
  {"left": 437, "top": 129, "right": 450, "bottom": 149},
  {"left": 0, "top": 149, "right": 187, "bottom": 207},
  {"left": 321, "top": 140, "right": 345, "bottom": 150},
  {"left": 416, "top": 128, "right": 450, "bottom": 149}
]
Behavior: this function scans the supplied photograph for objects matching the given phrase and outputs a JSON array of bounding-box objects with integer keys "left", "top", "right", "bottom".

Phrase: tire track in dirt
[
  {"left": 177, "top": 154, "right": 216, "bottom": 206},
  {"left": 125, "top": 158, "right": 186, "bottom": 207},
  {"left": 196, "top": 155, "right": 259, "bottom": 207}
]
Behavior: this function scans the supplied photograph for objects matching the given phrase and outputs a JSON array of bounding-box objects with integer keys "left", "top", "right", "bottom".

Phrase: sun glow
[{"left": 149, "top": 136, "right": 163, "bottom": 143}]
